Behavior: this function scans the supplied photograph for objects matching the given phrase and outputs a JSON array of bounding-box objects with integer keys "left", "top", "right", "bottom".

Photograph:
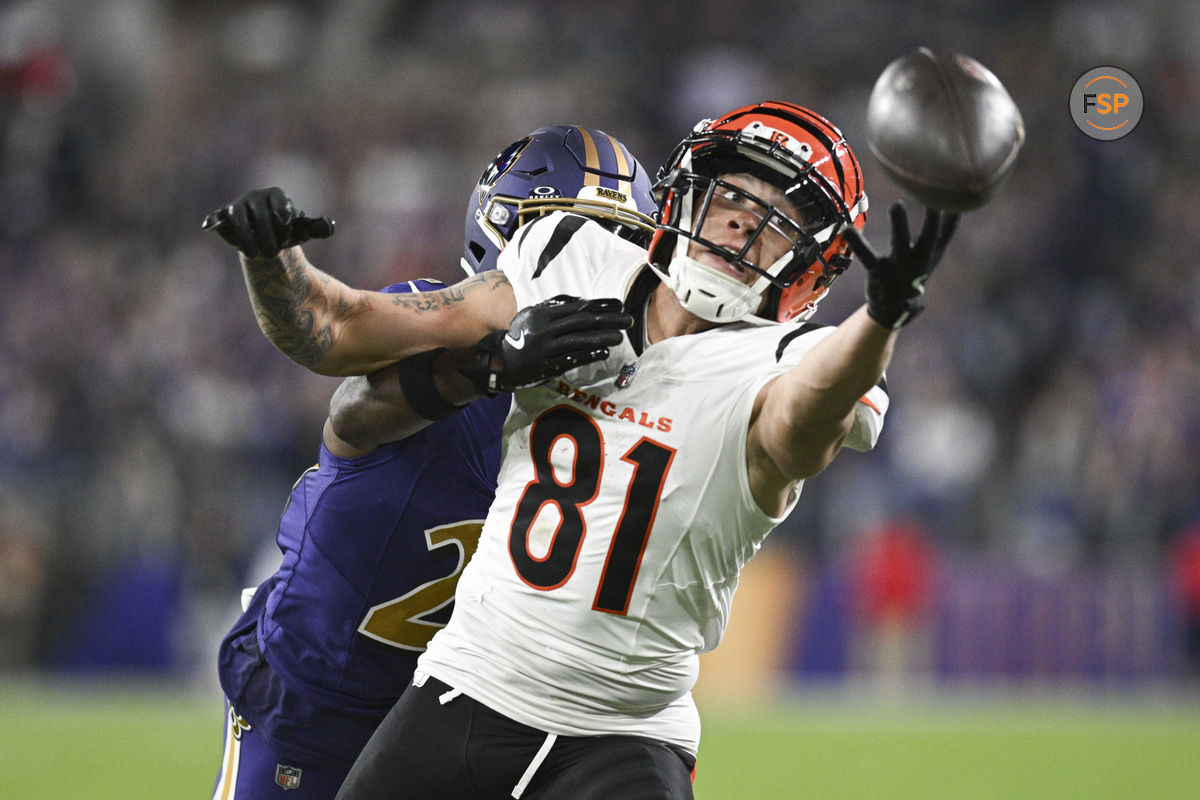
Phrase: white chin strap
[
  {"left": 652, "top": 160, "right": 765, "bottom": 323},
  {"left": 649, "top": 256, "right": 769, "bottom": 323}
]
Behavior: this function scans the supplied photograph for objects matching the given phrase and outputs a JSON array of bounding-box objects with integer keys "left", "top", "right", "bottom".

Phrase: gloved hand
[
  {"left": 202, "top": 187, "right": 335, "bottom": 258},
  {"left": 842, "top": 201, "right": 958, "bottom": 330},
  {"left": 464, "top": 296, "right": 633, "bottom": 395}
]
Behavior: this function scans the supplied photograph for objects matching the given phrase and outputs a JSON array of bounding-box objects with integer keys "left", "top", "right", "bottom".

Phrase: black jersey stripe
[
  {"left": 532, "top": 214, "right": 589, "bottom": 279},
  {"left": 512, "top": 213, "right": 550, "bottom": 260},
  {"left": 774, "top": 322, "right": 826, "bottom": 362}
]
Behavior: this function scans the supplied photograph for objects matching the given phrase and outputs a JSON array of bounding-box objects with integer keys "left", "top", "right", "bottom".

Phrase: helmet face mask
[
  {"left": 463, "top": 126, "right": 657, "bottom": 274},
  {"left": 649, "top": 102, "right": 868, "bottom": 323},
  {"left": 659, "top": 171, "right": 818, "bottom": 286}
]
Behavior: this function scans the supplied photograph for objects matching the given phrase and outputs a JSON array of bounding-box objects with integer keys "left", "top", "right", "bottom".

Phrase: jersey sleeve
[
  {"left": 845, "top": 377, "right": 889, "bottom": 452},
  {"left": 496, "top": 211, "right": 632, "bottom": 308},
  {"left": 496, "top": 213, "right": 577, "bottom": 307},
  {"left": 774, "top": 323, "right": 889, "bottom": 452}
]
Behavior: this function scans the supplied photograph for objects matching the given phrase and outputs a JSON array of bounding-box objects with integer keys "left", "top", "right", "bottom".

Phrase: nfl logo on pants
[{"left": 275, "top": 764, "right": 302, "bottom": 790}]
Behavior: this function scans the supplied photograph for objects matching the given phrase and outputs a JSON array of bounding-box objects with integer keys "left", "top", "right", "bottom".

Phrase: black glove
[
  {"left": 464, "top": 296, "right": 633, "bottom": 395},
  {"left": 842, "top": 201, "right": 958, "bottom": 330},
  {"left": 202, "top": 187, "right": 335, "bottom": 258}
]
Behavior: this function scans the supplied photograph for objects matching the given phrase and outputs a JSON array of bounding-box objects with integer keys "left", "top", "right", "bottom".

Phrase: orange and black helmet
[{"left": 649, "top": 102, "right": 868, "bottom": 323}]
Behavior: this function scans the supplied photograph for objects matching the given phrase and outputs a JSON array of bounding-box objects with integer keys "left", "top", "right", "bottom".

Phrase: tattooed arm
[
  {"left": 205, "top": 187, "right": 516, "bottom": 375},
  {"left": 239, "top": 247, "right": 516, "bottom": 376}
]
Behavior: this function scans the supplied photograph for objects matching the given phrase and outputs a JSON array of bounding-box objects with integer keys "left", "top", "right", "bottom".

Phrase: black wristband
[{"left": 396, "top": 348, "right": 466, "bottom": 421}]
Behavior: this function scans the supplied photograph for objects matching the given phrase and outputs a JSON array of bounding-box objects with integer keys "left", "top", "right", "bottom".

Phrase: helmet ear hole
[{"left": 468, "top": 241, "right": 487, "bottom": 263}]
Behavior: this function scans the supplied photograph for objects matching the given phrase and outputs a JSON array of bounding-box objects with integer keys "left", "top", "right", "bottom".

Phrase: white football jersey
[{"left": 419, "top": 213, "right": 887, "bottom": 753}]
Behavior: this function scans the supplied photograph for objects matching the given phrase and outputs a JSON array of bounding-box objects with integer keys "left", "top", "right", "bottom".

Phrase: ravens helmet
[{"left": 462, "top": 125, "right": 657, "bottom": 274}]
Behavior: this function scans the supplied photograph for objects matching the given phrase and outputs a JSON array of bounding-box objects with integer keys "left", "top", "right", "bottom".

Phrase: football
[{"left": 865, "top": 48, "right": 1025, "bottom": 212}]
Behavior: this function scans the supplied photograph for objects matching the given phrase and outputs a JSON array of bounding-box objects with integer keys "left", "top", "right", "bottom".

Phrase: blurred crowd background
[{"left": 1, "top": 0, "right": 1198, "bottom": 691}]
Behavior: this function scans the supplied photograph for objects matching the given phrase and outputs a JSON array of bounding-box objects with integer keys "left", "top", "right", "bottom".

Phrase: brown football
[{"left": 866, "top": 48, "right": 1025, "bottom": 212}]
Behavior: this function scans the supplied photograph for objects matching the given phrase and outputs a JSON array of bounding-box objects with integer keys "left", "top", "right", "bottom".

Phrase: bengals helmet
[
  {"left": 462, "top": 125, "right": 657, "bottom": 274},
  {"left": 648, "top": 101, "right": 868, "bottom": 323}
]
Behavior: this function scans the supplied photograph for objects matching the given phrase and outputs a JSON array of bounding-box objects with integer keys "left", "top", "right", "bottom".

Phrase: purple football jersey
[
  {"left": 216, "top": 279, "right": 509, "bottom": 763},
  {"left": 217, "top": 395, "right": 507, "bottom": 761}
]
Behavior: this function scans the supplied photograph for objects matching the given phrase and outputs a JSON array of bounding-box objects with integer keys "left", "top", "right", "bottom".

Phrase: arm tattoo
[
  {"left": 241, "top": 249, "right": 370, "bottom": 368},
  {"left": 388, "top": 270, "right": 510, "bottom": 312}
]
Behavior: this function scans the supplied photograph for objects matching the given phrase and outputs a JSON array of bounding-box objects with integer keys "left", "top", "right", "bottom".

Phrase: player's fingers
[
  {"left": 841, "top": 225, "right": 877, "bottom": 265},
  {"left": 571, "top": 347, "right": 610, "bottom": 366},
  {"left": 546, "top": 347, "right": 610, "bottom": 373},
  {"left": 936, "top": 213, "right": 960, "bottom": 249},
  {"left": 918, "top": 210, "right": 960, "bottom": 269},
  {"left": 581, "top": 297, "right": 624, "bottom": 315},
  {"left": 201, "top": 208, "right": 227, "bottom": 231},
  {"left": 548, "top": 311, "right": 633, "bottom": 340},
  {"left": 910, "top": 207, "right": 943, "bottom": 262},
  {"left": 580, "top": 309, "right": 634, "bottom": 330},
  {"left": 264, "top": 187, "right": 294, "bottom": 227},
  {"left": 542, "top": 295, "right": 590, "bottom": 317},
  {"left": 888, "top": 200, "right": 912, "bottom": 255},
  {"left": 266, "top": 189, "right": 297, "bottom": 247},
  {"left": 549, "top": 329, "right": 625, "bottom": 354},
  {"left": 224, "top": 201, "right": 261, "bottom": 258},
  {"left": 245, "top": 192, "right": 280, "bottom": 258},
  {"left": 294, "top": 215, "right": 336, "bottom": 241}
]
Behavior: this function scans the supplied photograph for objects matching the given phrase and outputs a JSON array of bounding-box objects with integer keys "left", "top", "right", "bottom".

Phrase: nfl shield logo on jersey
[
  {"left": 275, "top": 764, "right": 302, "bottom": 790},
  {"left": 616, "top": 362, "right": 638, "bottom": 389}
]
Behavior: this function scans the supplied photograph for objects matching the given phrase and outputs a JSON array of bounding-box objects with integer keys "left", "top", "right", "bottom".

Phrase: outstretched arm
[
  {"left": 747, "top": 203, "right": 957, "bottom": 514},
  {"left": 240, "top": 250, "right": 512, "bottom": 375},
  {"left": 205, "top": 188, "right": 514, "bottom": 375},
  {"left": 748, "top": 307, "right": 895, "bottom": 509}
]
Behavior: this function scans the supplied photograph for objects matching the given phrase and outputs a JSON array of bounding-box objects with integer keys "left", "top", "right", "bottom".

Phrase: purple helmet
[{"left": 462, "top": 125, "right": 657, "bottom": 274}]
